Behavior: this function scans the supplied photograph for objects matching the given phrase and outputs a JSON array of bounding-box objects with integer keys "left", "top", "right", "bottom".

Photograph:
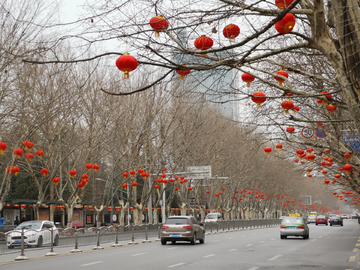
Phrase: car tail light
[
  {"left": 183, "top": 226, "right": 192, "bottom": 230},
  {"left": 162, "top": 226, "right": 169, "bottom": 230},
  {"left": 280, "top": 225, "right": 287, "bottom": 229},
  {"left": 298, "top": 225, "right": 305, "bottom": 229}
]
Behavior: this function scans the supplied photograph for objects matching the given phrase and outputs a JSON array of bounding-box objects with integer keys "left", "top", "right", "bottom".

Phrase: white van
[{"left": 205, "top": 212, "right": 223, "bottom": 222}]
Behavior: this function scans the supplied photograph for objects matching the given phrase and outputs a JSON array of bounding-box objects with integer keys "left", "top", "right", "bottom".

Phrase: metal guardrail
[{"left": 0, "top": 219, "right": 281, "bottom": 259}]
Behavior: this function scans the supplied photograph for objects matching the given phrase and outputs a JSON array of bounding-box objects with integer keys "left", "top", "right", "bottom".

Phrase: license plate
[
  {"left": 319, "top": 219, "right": 323, "bottom": 221},
  {"left": 288, "top": 226, "right": 296, "bottom": 229},
  {"left": 171, "top": 234, "right": 180, "bottom": 237},
  {"left": 334, "top": 220, "right": 338, "bottom": 222},
  {"left": 14, "top": 240, "right": 21, "bottom": 244}
]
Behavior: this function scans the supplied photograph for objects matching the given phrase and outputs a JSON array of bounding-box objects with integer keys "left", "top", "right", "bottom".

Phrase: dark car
[
  {"left": 315, "top": 215, "right": 328, "bottom": 226},
  {"left": 160, "top": 216, "right": 205, "bottom": 245},
  {"left": 329, "top": 215, "right": 343, "bottom": 226}
]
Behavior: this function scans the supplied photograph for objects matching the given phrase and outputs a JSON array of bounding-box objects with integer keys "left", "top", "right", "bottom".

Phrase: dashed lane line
[
  {"left": 81, "top": 261, "right": 103, "bottom": 267},
  {"left": 167, "top": 247, "right": 177, "bottom": 250},
  {"left": 246, "top": 244, "right": 253, "bottom": 247},
  {"left": 203, "top": 254, "right": 215, "bottom": 258},
  {"left": 229, "top": 249, "right": 237, "bottom": 252},
  {"left": 268, "top": 255, "right": 282, "bottom": 261},
  {"left": 356, "top": 244, "right": 360, "bottom": 247},
  {"left": 353, "top": 248, "right": 358, "bottom": 252},
  {"left": 132, "top": 253, "right": 147, "bottom": 256},
  {"left": 349, "top": 256, "right": 356, "bottom": 262},
  {"left": 248, "top": 267, "right": 259, "bottom": 270},
  {"left": 260, "top": 241, "right": 265, "bottom": 243},
  {"left": 168, "top": 263, "right": 185, "bottom": 268}
]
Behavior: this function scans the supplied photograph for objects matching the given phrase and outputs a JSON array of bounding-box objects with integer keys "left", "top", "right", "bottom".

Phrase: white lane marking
[
  {"left": 168, "top": 263, "right": 185, "bottom": 268},
  {"left": 228, "top": 237, "right": 234, "bottom": 239},
  {"left": 260, "top": 241, "right": 265, "bottom": 243},
  {"left": 204, "top": 254, "right": 215, "bottom": 258},
  {"left": 246, "top": 244, "right": 253, "bottom": 247},
  {"left": 132, "top": 253, "right": 147, "bottom": 257},
  {"left": 311, "top": 239, "right": 317, "bottom": 241},
  {"left": 213, "top": 240, "right": 220, "bottom": 242},
  {"left": 270, "top": 238, "right": 275, "bottom": 240},
  {"left": 167, "top": 247, "right": 177, "bottom": 250},
  {"left": 248, "top": 268, "right": 259, "bottom": 270},
  {"left": 318, "top": 236, "right": 323, "bottom": 238},
  {"left": 81, "top": 261, "right": 103, "bottom": 267},
  {"left": 229, "top": 249, "right": 237, "bottom": 252},
  {"left": 268, "top": 255, "right": 282, "bottom": 261}
]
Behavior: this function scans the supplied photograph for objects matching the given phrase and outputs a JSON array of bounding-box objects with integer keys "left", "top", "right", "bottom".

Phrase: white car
[
  {"left": 204, "top": 213, "right": 223, "bottom": 222},
  {"left": 7, "top": 220, "right": 59, "bottom": 249}
]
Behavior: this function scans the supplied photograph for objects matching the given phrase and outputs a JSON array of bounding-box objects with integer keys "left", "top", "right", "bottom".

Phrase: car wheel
[
  {"left": 37, "top": 236, "right": 43, "bottom": 247},
  {"left": 326, "top": 223, "right": 328, "bottom": 226},
  {"left": 161, "top": 239, "right": 166, "bottom": 245},
  {"left": 341, "top": 224, "right": 343, "bottom": 226},
  {"left": 200, "top": 233, "right": 205, "bottom": 244},
  {"left": 307, "top": 233, "right": 309, "bottom": 239},
  {"left": 315, "top": 223, "right": 318, "bottom": 226},
  {"left": 190, "top": 233, "right": 196, "bottom": 245},
  {"left": 53, "top": 234, "right": 59, "bottom": 246},
  {"left": 330, "top": 223, "right": 332, "bottom": 226}
]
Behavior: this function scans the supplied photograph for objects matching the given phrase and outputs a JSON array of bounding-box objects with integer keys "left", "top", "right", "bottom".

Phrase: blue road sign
[
  {"left": 316, "top": 127, "right": 327, "bottom": 138},
  {"left": 342, "top": 135, "right": 360, "bottom": 153}
]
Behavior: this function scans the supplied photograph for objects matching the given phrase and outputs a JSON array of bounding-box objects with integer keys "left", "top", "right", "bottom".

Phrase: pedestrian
[
  {"left": 14, "top": 216, "right": 20, "bottom": 226},
  {"left": 0, "top": 217, "right": 4, "bottom": 226},
  {"left": 20, "top": 215, "right": 26, "bottom": 223}
]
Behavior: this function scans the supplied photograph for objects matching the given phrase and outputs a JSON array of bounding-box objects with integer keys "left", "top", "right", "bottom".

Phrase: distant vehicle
[
  {"left": 204, "top": 212, "right": 223, "bottom": 222},
  {"left": 280, "top": 216, "right": 309, "bottom": 239},
  {"left": 310, "top": 211, "right": 317, "bottom": 216},
  {"left": 329, "top": 215, "right": 343, "bottom": 226},
  {"left": 307, "top": 216, "right": 316, "bottom": 224},
  {"left": 161, "top": 216, "right": 205, "bottom": 245},
  {"left": 340, "top": 214, "right": 348, "bottom": 219},
  {"left": 315, "top": 215, "right": 328, "bottom": 226},
  {"left": 7, "top": 220, "right": 59, "bottom": 249}
]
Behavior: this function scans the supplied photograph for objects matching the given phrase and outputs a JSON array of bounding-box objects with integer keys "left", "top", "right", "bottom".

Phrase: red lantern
[
  {"left": 138, "top": 169, "right": 144, "bottom": 175},
  {"left": 307, "top": 154, "right": 315, "bottom": 162},
  {"left": 116, "top": 53, "right": 138, "bottom": 79},
  {"left": 286, "top": 126, "right": 295, "bottom": 135},
  {"left": 176, "top": 65, "right": 190, "bottom": 81},
  {"left": 306, "top": 148, "right": 313, "bottom": 153},
  {"left": 215, "top": 193, "right": 219, "bottom": 197},
  {"left": 294, "top": 158, "right": 299, "bottom": 163},
  {"left": 27, "top": 141, "right": 34, "bottom": 151},
  {"left": 149, "top": 15, "right": 169, "bottom": 37},
  {"left": 194, "top": 35, "right": 213, "bottom": 56},
  {"left": 92, "top": 164, "right": 99, "bottom": 172},
  {"left": 306, "top": 168, "right": 312, "bottom": 173},
  {"left": 155, "top": 184, "right": 160, "bottom": 190},
  {"left": 344, "top": 153, "right": 352, "bottom": 161},
  {"left": 52, "top": 177, "right": 60, "bottom": 185},
  {"left": 188, "top": 187, "right": 193, "bottom": 192},
  {"left": 41, "top": 168, "right": 49, "bottom": 177},
  {"left": 85, "top": 163, "right": 93, "bottom": 171},
  {"left": 175, "top": 186, "right": 179, "bottom": 191},
  {"left": 242, "top": 73, "right": 255, "bottom": 88},
  {"left": 0, "top": 142, "right": 6, "bottom": 155},
  {"left": 324, "top": 178, "right": 330, "bottom": 185},
  {"left": 334, "top": 174, "right": 341, "bottom": 179},
  {"left": 343, "top": 164, "right": 353, "bottom": 174},
  {"left": 14, "top": 148, "right": 24, "bottom": 159},
  {"left": 275, "top": 13, "right": 296, "bottom": 34},
  {"left": 123, "top": 172, "right": 129, "bottom": 179},
  {"left": 82, "top": 174, "right": 88, "bottom": 179},
  {"left": 264, "top": 147, "right": 272, "bottom": 156},
  {"left": 69, "top": 170, "right": 77, "bottom": 178},
  {"left": 36, "top": 150, "right": 44, "bottom": 158},
  {"left": 206, "top": 190, "right": 210, "bottom": 194},
  {"left": 223, "top": 24, "right": 240, "bottom": 41},
  {"left": 174, "top": 176, "right": 179, "bottom": 181},
  {"left": 276, "top": 143, "right": 283, "bottom": 151},
  {"left": 327, "top": 104, "right": 337, "bottom": 114},
  {"left": 25, "top": 153, "right": 34, "bottom": 161},
  {"left": 275, "top": 0, "right": 295, "bottom": 9},
  {"left": 131, "top": 182, "right": 137, "bottom": 188},
  {"left": 251, "top": 91, "right": 266, "bottom": 108},
  {"left": 11, "top": 166, "right": 20, "bottom": 176},
  {"left": 22, "top": 141, "right": 29, "bottom": 150},
  {"left": 274, "top": 69, "right": 289, "bottom": 87},
  {"left": 322, "top": 170, "right": 328, "bottom": 175},
  {"left": 296, "top": 149, "right": 304, "bottom": 157},
  {"left": 78, "top": 181, "right": 85, "bottom": 190},
  {"left": 281, "top": 99, "right": 294, "bottom": 114},
  {"left": 161, "top": 173, "right": 166, "bottom": 179},
  {"left": 129, "top": 170, "right": 136, "bottom": 177},
  {"left": 293, "top": 105, "right": 300, "bottom": 114},
  {"left": 122, "top": 183, "right": 128, "bottom": 190}
]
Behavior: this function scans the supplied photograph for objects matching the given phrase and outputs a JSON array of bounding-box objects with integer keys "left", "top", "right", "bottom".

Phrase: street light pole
[{"left": 111, "top": 136, "right": 115, "bottom": 224}]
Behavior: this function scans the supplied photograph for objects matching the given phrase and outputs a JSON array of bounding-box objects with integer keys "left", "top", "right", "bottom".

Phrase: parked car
[
  {"left": 7, "top": 220, "right": 59, "bottom": 249},
  {"left": 316, "top": 215, "right": 328, "bottom": 226},
  {"left": 160, "top": 216, "right": 205, "bottom": 245},
  {"left": 329, "top": 215, "right": 343, "bottom": 226},
  {"left": 280, "top": 216, "right": 309, "bottom": 239},
  {"left": 204, "top": 212, "right": 223, "bottom": 222}
]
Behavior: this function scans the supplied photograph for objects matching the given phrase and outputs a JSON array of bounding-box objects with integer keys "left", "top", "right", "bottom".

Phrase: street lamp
[{"left": 95, "top": 178, "right": 114, "bottom": 224}]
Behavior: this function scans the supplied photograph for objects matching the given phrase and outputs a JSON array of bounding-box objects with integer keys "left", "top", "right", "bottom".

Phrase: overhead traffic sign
[
  {"left": 301, "top": 127, "right": 314, "bottom": 139},
  {"left": 342, "top": 135, "right": 360, "bottom": 153}
]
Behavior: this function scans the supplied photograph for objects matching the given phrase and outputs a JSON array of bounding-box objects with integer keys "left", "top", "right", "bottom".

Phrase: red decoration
[
  {"left": 242, "top": 73, "right": 256, "bottom": 88},
  {"left": 264, "top": 147, "right": 272, "bottom": 156},
  {"left": 294, "top": 158, "right": 299, "bottom": 163},
  {"left": 82, "top": 174, "right": 88, "bottom": 179},
  {"left": 122, "top": 183, "right": 128, "bottom": 190},
  {"left": 344, "top": 153, "right": 352, "bottom": 161},
  {"left": 11, "top": 166, "right": 20, "bottom": 176},
  {"left": 36, "top": 150, "right": 44, "bottom": 158},
  {"left": 296, "top": 149, "right": 304, "bottom": 157},
  {"left": 123, "top": 172, "right": 129, "bottom": 179},
  {"left": 52, "top": 177, "right": 60, "bottom": 185},
  {"left": 41, "top": 168, "right": 49, "bottom": 177},
  {"left": 324, "top": 178, "right": 330, "bottom": 185},
  {"left": 307, "top": 154, "right": 315, "bottom": 162},
  {"left": 274, "top": 69, "right": 289, "bottom": 87},
  {"left": 92, "top": 164, "right": 100, "bottom": 172},
  {"left": 293, "top": 105, "right": 300, "bottom": 114},
  {"left": 327, "top": 104, "right": 337, "bottom": 114},
  {"left": 188, "top": 187, "right": 193, "bottom": 192},
  {"left": 286, "top": 126, "right": 295, "bottom": 135},
  {"left": 251, "top": 91, "right": 266, "bottom": 108},
  {"left": 223, "top": 24, "right": 240, "bottom": 41},
  {"left": 334, "top": 174, "right": 341, "bottom": 179},
  {"left": 85, "top": 163, "right": 93, "bottom": 171},
  {"left": 149, "top": 15, "right": 169, "bottom": 37},
  {"left": 129, "top": 170, "right": 136, "bottom": 177},
  {"left": 14, "top": 148, "right": 24, "bottom": 159},
  {"left": 206, "top": 190, "right": 210, "bottom": 194},
  {"left": 69, "top": 170, "right": 77, "bottom": 178},
  {"left": 78, "top": 181, "right": 85, "bottom": 190},
  {"left": 276, "top": 143, "right": 283, "bottom": 151},
  {"left": 25, "top": 153, "right": 34, "bottom": 161},
  {"left": 281, "top": 99, "right": 294, "bottom": 114},
  {"left": 306, "top": 148, "right": 313, "bottom": 153},
  {"left": 176, "top": 65, "right": 190, "bottom": 80},
  {"left": 215, "top": 193, "right": 219, "bottom": 197},
  {"left": 131, "top": 182, "right": 138, "bottom": 188},
  {"left": 155, "top": 184, "right": 160, "bottom": 190},
  {"left": 275, "top": 13, "right": 296, "bottom": 34},
  {"left": 116, "top": 53, "right": 138, "bottom": 79},
  {"left": 275, "top": 0, "right": 295, "bottom": 9},
  {"left": 0, "top": 142, "right": 6, "bottom": 155},
  {"left": 194, "top": 35, "right": 213, "bottom": 56},
  {"left": 169, "top": 178, "right": 174, "bottom": 184},
  {"left": 343, "top": 164, "right": 353, "bottom": 174},
  {"left": 138, "top": 169, "right": 144, "bottom": 175},
  {"left": 27, "top": 141, "right": 34, "bottom": 151}
]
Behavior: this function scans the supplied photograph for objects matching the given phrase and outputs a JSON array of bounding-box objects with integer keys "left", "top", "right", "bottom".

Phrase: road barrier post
[
  {"left": 155, "top": 223, "right": 162, "bottom": 241},
  {"left": 93, "top": 227, "right": 104, "bottom": 250},
  {"left": 128, "top": 224, "right": 138, "bottom": 245},
  {"left": 70, "top": 228, "right": 82, "bottom": 253},
  {"left": 112, "top": 225, "right": 123, "bottom": 247},
  {"left": 142, "top": 224, "right": 151, "bottom": 243},
  {"left": 15, "top": 228, "right": 28, "bottom": 261},
  {"left": 45, "top": 228, "right": 57, "bottom": 256}
]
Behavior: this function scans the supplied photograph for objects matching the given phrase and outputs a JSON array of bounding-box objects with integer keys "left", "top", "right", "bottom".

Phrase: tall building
[{"left": 172, "top": 28, "right": 239, "bottom": 121}]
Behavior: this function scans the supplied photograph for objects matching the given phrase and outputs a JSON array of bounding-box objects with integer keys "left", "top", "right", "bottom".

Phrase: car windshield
[
  {"left": 282, "top": 218, "right": 303, "bottom": 224},
  {"left": 205, "top": 214, "right": 218, "bottom": 219},
  {"left": 331, "top": 215, "right": 341, "bottom": 219},
  {"left": 15, "top": 222, "right": 42, "bottom": 230},
  {"left": 165, "top": 218, "right": 189, "bottom": 225}
]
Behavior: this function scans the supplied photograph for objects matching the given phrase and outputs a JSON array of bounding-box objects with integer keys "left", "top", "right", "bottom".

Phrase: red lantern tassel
[
  {"left": 246, "top": 82, "right": 250, "bottom": 87},
  {"left": 180, "top": 75, "right": 184, "bottom": 81},
  {"left": 155, "top": 31, "right": 160, "bottom": 37},
  {"left": 123, "top": 72, "right": 129, "bottom": 79}
]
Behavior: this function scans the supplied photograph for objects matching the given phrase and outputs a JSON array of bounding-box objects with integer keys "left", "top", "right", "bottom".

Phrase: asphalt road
[{"left": 1, "top": 219, "right": 359, "bottom": 270}]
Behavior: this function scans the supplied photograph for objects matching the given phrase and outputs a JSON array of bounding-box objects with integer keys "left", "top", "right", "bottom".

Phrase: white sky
[{"left": 59, "top": 0, "right": 87, "bottom": 23}]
